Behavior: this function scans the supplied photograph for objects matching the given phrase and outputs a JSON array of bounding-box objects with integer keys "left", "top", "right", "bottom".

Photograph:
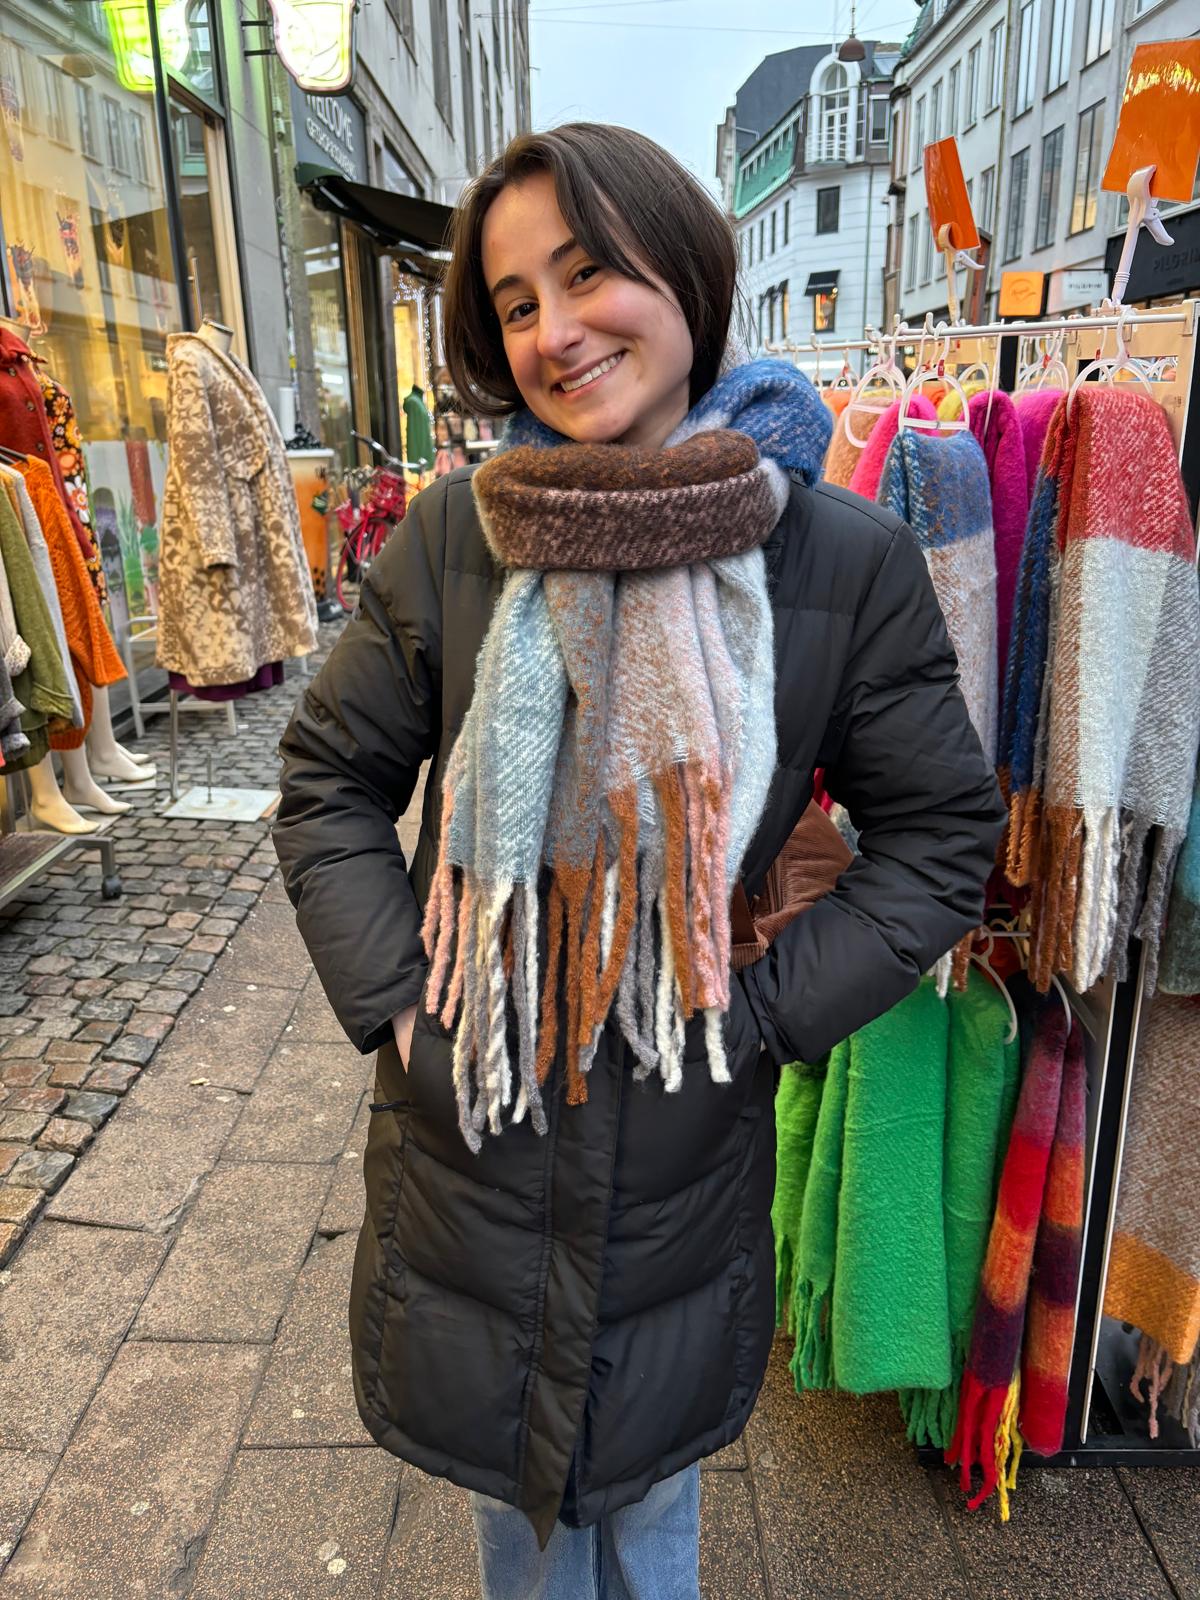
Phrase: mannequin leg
[
  {"left": 85, "top": 685, "right": 156, "bottom": 781},
  {"left": 59, "top": 746, "right": 132, "bottom": 815},
  {"left": 26, "top": 753, "right": 100, "bottom": 834}
]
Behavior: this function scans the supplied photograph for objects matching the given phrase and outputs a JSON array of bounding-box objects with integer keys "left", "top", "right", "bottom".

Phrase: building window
[
  {"left": 816, "top": 186, "right": 840, "bottom": 234},
  {"left": 813, "top": 289, "right": 836, "bottom": 333},
  {"left": 818, "top": 61, "right": 850, "bottom": 162},
  {"left": 770, "top": 209, "right": 777, "bottom": 254},
  {"left": 905, "top": 214, "right": 918, "bottom": 290},
  {"left": 758, "top": 217, "right": 765, "bottom": 259},
  {"left": 102, "top": 94, "right": 127, "bottom": 174},
  {"left": 920, "top": 208, "right": 933, "bottom": 283},
  {"left": 930, "top": 79, "right": 942, "bottom": 143},
  {"left": 1084, "top": 0, "right": 1113, "bottom": 66},
  {"left": 1046, "top": 0, "right": 1073, "bottom": 92},
  {"left": 1034, "top": 125, "right": 1063, "bottom": 249},
  {"left": 431, "top": 0, "right": 452, "bottom": 125},
  {"left": 75, "top": 81, "right": 96, "bottom": 159},
  {"left": 979, "top": 165, "right": 996, "bottom": 231},
  {"left": 783, "top": 197, "right": 790, "bottom": 245},
  {"left": 385, "top": 0, "right": 415, "bottom": 45},
  {"left": 947, "top": 63, "right": 959, "bottom": 137},
  {"left": 964, "top": 43, "right": 979, "bottom": 128},
  {"left": 1004, "top": 146, "right": 1030, "bottom": 260},
  {"left": 869, "top": 97, "right": 889, "bottom": 144},
  {"left": 128, "top": 109, "right": 149, "bottom": 183},
  {"left": 780, "top": 280, "right": 789, "bottom": 338},
  {"left": 1070, "top": 102, "right": 1104, "bottom": 233},
  {"left": 912, "top": 95, "right": 925, "bottom": 172},
  {"left": 746, "top": 226, "right": 753, "bottom": 267},
  {"left": 459, "top": 0, "right": 477, "bottom": 173},
  {"left": 1015, "top": 1, "right": 1036, "bottom": 114},
  {"left": 40, "top": 62, "right": 67, "bottom": 143},
  {"left": 987, "top": 21, "right": 1004, "bottom": 110}
]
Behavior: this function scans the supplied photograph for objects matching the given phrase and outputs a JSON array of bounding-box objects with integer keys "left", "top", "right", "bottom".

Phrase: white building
[
  {"left": 716, "top": 42, "right": 899, "bottom": 377},
  {"left": 888, "top": 0, "right": 1007, "bottom": 325}
]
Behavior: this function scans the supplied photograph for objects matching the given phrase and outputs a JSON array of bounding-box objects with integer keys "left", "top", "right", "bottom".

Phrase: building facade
[
  {"left": 888, "top": 0, "right": 1200, "bottom": 328},
  {"left": 717, "top": 41, "right": 899, "bottom": 377}
]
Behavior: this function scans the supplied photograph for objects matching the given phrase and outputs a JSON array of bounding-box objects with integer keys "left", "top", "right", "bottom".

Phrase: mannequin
[
  {"left": 85, "top": 684, "right": 155, "bottom": 782},
  {"left": 198, "top": 316, "right": 234, "bottom": 355},
  {"left": 27, "top": 753, "right": 99, "bottom": 834}
]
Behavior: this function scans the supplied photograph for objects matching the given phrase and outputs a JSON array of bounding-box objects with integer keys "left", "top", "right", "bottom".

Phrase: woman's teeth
[{"left": 559, "top": 352, "right": 623, "bottom": 393}]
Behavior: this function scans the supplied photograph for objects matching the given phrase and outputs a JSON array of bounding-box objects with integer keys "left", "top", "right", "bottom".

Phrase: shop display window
[
  {"left": 299, "top": 192, "right": 353, "bottom": 467},
  {"left": 0, "top": 0, "right": 181, "bottom": 647}
]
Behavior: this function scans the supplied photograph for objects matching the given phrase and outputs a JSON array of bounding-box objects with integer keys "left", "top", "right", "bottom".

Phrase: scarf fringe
[{"left": 423, "top": 760, "right": 736, "bottom": 1150}]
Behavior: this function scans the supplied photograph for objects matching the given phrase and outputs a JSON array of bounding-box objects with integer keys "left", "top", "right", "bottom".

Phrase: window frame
[
  {"left": 964, "top": 42, "right": 980, "bottom": 129},
  {"left": 815, "top": 185, "right": 840, "bottom": 235},
  {"left": 1015, "top": 1, "right": 1037, "bottom": 115},
  {"left": 930, "top": 78, "right": 942, "bottom": 144},
  {"left": 1084, "top": 0, "right": 1113, "bottom": 66},
  {"left": 987, "top": 21, "right": 1005, "bottom": 111},
  {"left": 1033, "top": 124, "right": 1064, "bottom": 250},
  {"left": 1003, "top": 145, "right": 1030, "bottom": 262},
  {"left": 869, "top": 96, "right": 889, "bottom": 144},
  {"left": 979, "top": 164, "right": 996, "bottom": 232},
  {"left": 912, "top": 95, "right": 925, "bottom": 173},
  {"left": 920, "top": 207, "right": 933, "bottom": 283},
  {"left": 905, "top": 213, "right": 919, "bottom": 290},
  {"left": 1069, "top": 101, "right": 1104, "bottom": 234},
  {"left": 1045, "top": 0, "right": 1073, "bottom": 93},
  {"left": 813, "top": 288, "right": 836, "bottom": 333},
  {"left": 947, "top": 63, "right": 959, "bottom": 138}
]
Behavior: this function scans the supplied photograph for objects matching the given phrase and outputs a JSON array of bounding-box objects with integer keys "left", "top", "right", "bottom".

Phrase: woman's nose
[{"left": 536, "top": 298, "right": 583, "bottom": 362}]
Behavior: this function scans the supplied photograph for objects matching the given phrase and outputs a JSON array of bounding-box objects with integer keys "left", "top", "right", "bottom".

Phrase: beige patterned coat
[{"left": 157, "top": 333, "right": 318, "bottom": 686}]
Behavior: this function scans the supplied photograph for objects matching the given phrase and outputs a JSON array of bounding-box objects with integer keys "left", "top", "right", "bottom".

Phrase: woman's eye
[
  {"left": 573, "top": 264, "right": 600, "bottom": 286},
  {"left": 505, "top": 300, "right": 536, "bottom": 324}
]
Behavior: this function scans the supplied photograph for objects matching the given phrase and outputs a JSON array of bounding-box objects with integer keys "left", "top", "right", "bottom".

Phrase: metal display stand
[{"left": 0, "top": 770, "right": 122, "bottom": 907}]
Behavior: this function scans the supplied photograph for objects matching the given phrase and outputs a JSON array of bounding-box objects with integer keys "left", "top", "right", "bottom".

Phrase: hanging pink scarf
[{"left": 848, "top": 395, "right": 936, "bottom": 501}]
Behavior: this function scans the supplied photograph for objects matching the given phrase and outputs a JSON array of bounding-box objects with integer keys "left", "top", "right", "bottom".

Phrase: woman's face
[{"left": 481, "top": 170, "right": 694, "bottom": 450}]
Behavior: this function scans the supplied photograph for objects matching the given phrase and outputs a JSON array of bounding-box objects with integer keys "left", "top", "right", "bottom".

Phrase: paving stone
[
  {"left": 933, "top": 1465, "right": 1175, "bottom": 1599},
  {"left": 190, "top": 1446, "right": 402, "bottom": 1600},
  {"left": 69, "top": 978, "right": 111, "bottom": 1000},
  {"left": 0, "top": 1223, "right": 23, "bottom": 1268},
  {"left": 152, "top": 980, "right": 297, "bottom": 1095},
  {"left": 166, "top": 911, "right": 202, "bottom": 931},
  {"left": 76, "top": 999, "right": 132, "bottom": 1025},
  {"left": 223, "top": 1040, "right": 365, "bottom": 1165},
  {"left": 6, "top": 1151, "right": 74, "bottom": 1194},
  {"left": 0, "top": 1342, "right": 264, "bottom": 1599},
  {"left": 200, "top": 917, "right": 239, "bottom": 938},
  {"left": 85, "top": 1063, "right": 141, "bottom": 1096},
  {"left": 100, "top": 1035, "right": 158, "bottom": 1068},
  {"left": 44, "top": 1060, "right": 94, "bottom": 1090},
  {"left": 175, "top": 950, "right": 216, "bottom": 974},
  {"left": 149, "top": 925, "right": 192, "bottom": 947},
  {"left": 0, "top": 1038, "right": 44, "bottom": 1060},
  {"left": 187, "top": 934, "right": 226, "bottom": 955},
  {"left": 21, "top": 997, "right": 78, "bottom": 1022},
  {"left": 244, "top": 1232, "right": 368, "bottom": 1446},
  {"left": 3, "top": 1086, "right": 66, "bottom": 1116},
  {"left": 146, "top": 988, "right": 192, "bottom": 1016},
  {"left": 0, "top": 1220, "right": 165, "bottom": 1450},
  {"left": 0, "top": 1143, "right": 22, "bottom": 1178},
  {"left": 24, "top": 977, "right": 70, "bottom": 998},
  {"left": 745, "top": 1339, "right": 967, "bottom": 1600},
  {"left": 42, "top": 1039, "right": 99, "bottom": 1065},
  {"left": 24, "top": 956, "right": 72, "bottom": 977},
  {"left": 58, "top": 1091, "right": 120, "bottom": 1130},
  {"left": 110, "top": 982, "right": 149, "bottom": 1003},
  {"left": 45, "top": 1075, "right": 240, "bottom": 1229},
  {"left": 35, "top": 1117, "right": 93, "bottom": 1157},
  {"left": 1117, "top": 1466, "right": 1200, "bottom": 1599},
  {"left": 72, "top": 1021, "right": 121, "bottom": 1046},
  {"left": 288, "top": 975, "right": 346, "bottom": 1044},
  {"left": 378, "top": 1471, "right": 479, "bottom": 1600},
  {"left": 703, "top": 1436, "right": 749, "bottom": 1470},
  {"left": 211, "top": 897, "right": 313, "bottom": 990},
  {"left": 0, "top": 1449, "right": 57, "bottom": 1573},
  {"left": 0, "top": 1063, "right": 45, "bottom": 1088},
  {"left": 0, "top": 1112, "right": 51, "bottom": 1143},
  {"left": 319, "top": 1096, "right": 370, "bottom": 1236},
  {"left": 132, "top": 1161, "right": 330, "bottom": 1341},
  {"left": 699, "top": 1468, "right": 768, "bottom": 1598},
  {"left": 0, "top": 1188, "right": 43, "bottom": 1228}
]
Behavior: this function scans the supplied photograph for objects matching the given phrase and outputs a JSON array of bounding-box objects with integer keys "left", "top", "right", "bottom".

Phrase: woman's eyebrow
[{"left": 490, "top": 237, "right": 579, "bottom": 302}]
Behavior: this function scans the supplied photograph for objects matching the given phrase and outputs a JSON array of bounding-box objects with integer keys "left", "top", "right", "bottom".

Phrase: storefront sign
[
  {"left": 267, "top": 0, "right": 356, "bottom": 94},
  {"left": 1047, "top": 269, "right": 1110, "bottom": 313},
  {"left": 998, "top": 270, "right": 1045, "bottom": 317},
  {"left": 290, "top": 82, "right": 367, "bottom": 184}
]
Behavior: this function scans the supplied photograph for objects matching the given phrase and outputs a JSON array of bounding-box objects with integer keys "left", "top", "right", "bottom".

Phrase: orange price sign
[
  {"left": 998, "top": 271, "right": 1045, "bottom": 318},
  {"left": 923, "top": 138, "right": 980, "bottom": 251},
  {"left": 1102, "top": 39, "right": 1200, "bottom": 201}
]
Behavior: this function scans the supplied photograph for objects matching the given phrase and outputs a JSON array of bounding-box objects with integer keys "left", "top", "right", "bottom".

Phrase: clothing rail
[{"left": 887, "top": 305, "right": 1196, "bottom": 342}]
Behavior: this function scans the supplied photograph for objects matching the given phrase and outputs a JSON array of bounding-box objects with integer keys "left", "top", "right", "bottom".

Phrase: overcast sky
[{"left": 528, "top": 0, "right": 922, "bottom": 194}]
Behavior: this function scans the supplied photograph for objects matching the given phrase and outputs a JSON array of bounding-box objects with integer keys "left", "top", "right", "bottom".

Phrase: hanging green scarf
[
  {"left": 772, "top": 1059, "right": 826, "bottom": 1329},
  {"left": 900, "top": 970, "right": 1021, "bottom": 1446}
]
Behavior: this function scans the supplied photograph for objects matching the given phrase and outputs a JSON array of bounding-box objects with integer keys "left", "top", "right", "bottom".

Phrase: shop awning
[
  {"left": 299, "top": 167, "right": 454, "bottom": 254},
  {"left": 805, "top": 270, "right": 840, "bottom": 296}
]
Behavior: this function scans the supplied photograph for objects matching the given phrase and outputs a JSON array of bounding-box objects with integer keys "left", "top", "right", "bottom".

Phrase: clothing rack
[
  {"left": 0, "top": 769, "right": 121, "bottom": 906},
  {"left": 904, "top": 300, "right": 1200, "bottom": 1470}
]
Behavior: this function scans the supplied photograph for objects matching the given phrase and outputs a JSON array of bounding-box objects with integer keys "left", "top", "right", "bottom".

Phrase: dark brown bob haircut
[{"left": 441, "top": 122, "right": 737, "bottom": 418}]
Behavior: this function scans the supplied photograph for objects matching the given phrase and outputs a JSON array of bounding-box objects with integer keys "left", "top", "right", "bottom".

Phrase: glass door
[{"left": 167, "top": 92, "right": 244, "bottom": 351}]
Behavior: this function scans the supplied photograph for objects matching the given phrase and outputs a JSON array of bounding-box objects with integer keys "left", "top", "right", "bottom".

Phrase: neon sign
[
  {"left": 103, "top": 0, "right": 190, "bottom": 93},
  {"left": 266, "top": 0, "right": 356, "bottom": 94}
]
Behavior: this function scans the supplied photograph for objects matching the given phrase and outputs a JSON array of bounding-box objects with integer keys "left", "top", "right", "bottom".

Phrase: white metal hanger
[
  {"left": 843, "top": 322, "right": 907, "bottom": 447},
  {"left": 1067, "top": 304, "right": 1155, "bottom": 416},
  {"left": 897, "top": 318, "right": 971, "bottom": 434}
]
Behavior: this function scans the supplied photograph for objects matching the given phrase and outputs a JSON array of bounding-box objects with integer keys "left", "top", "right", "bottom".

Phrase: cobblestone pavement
[{"left": 1, "top": 623, "right": 1197, "bottom": 1598}]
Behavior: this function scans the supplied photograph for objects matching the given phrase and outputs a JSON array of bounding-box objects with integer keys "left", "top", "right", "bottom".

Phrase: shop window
[
  {"left": 0, "top": 0, "right": 179, "bottom": 647},
  {"left": 299, "top": 193, "right": 353, "bottom": 468},
  {"left": 168, "top": 97, "right": 230, "bottom": 331},
  {"left": 129, "top": 108, "right": 150, "bottom": 185},
  {"left": 813, "top": 289, "right": 836, "bottom": 333}
]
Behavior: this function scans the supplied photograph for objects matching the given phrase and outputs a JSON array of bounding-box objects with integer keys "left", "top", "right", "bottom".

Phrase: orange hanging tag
[
  {"left": 1103, "top": 40, "right": 1200, "bottom": 201},
  {"left": 924, "top": 138, "right": 980, "bottom": 252}
]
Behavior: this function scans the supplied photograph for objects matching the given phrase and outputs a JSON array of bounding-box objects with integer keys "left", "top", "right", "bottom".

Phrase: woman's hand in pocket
[{"left": 391, "top": 1005, "right": 418, "bottom": 1071}]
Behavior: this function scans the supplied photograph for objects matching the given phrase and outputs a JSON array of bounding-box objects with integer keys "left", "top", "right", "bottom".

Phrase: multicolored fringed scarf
[
  {"left": 967, "top": 392, "right": 1029, "bottom": 683},
  {"left": 999, "top": 388, "right": 1200, "bottom": 994},
  {"left": 946, "top": 1005, "right": 1084, "bottom": 1512},
  {"left": 877, "top": 427, "right": 998, "bottom": 765},
  {"left": 900, "top": 970, "right": 1021, "bottom": 1449},
  {"left": 1159, "top": 755, "right": 1200, "bottom": 997},
  {"left": 422, "top": 360, "right": 832, "bottom": 1151},
  {"left": 1103, "top": 994, "right": 1200, "bottom": 1371},
  {"left": 846, "top": 394, "right": 935, "bottom": 501}
]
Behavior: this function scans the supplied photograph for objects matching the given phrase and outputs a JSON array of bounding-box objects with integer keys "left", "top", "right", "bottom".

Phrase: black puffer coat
[{"left": 273, "top": 465, "right": 1005, "bottom": 1548}]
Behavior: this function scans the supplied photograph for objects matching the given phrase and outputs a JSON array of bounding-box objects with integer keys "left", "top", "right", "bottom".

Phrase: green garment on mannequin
[{"left": 403, "top": 386, "right": 435, "bottom": 470}]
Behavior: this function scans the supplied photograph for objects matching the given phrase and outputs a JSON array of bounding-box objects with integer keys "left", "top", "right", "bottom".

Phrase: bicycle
[{"left": 332, "top": 431, "right": 421, "bottom": 611}]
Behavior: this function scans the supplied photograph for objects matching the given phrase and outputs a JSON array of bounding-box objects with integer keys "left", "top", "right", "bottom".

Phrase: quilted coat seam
[{"left": 366, "top": 1107, "right": 412, "bottom": 1422}]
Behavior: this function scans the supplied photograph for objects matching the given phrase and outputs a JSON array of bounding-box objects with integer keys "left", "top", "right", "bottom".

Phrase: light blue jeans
[{"left": 470, "top": 1464, "right": 701, "bottom": 1600}]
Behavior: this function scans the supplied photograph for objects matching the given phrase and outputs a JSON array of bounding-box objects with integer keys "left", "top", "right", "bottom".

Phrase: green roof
[{"left": 733, "top": 128, "right": 795, "bottom": 219}]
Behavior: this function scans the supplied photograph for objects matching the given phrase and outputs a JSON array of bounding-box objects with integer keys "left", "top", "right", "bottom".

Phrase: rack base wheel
[{"left": 101, "top": 870, "right": 123, "bottom": 901}]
